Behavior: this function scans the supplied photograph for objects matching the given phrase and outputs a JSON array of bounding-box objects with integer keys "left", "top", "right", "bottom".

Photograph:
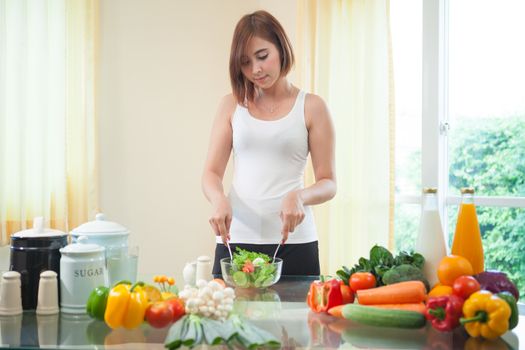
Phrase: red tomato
[
  {"left": 145, "top": 301, "right": 174, "bottom": 329},
  {"left": 165, "top": 297, "right": 186, "bottom": 322},
  {"left": 349, "top": 272, "right": 376, "bottom": 292},
  {"left": 452, "top": 275, "right": 480, "bottom": 299},
  {"left": 339, "top": 282, "right": 355, "bottom": 304}
]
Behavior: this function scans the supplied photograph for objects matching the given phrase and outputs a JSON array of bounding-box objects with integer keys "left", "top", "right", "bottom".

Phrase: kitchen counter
[{"left": 0, "top": 275, "right": 521, "bottom": 349}]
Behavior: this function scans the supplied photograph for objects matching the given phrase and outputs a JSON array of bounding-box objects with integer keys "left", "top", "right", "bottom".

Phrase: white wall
[{"left": 98, "top": 0, "right": 297, "bottom": 283}]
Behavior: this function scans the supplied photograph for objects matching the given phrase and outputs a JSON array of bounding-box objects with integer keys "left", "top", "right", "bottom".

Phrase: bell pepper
[
  {"left": 86, "top": 286, "right": 110, "bottom": 320},
  {"left": 86, "top": 319, "right": 112, "bottom": 345},
  {"left": 460, "top": 290, "right": 511, "bottom": 340},
  {"left": 424, "top": 294, "right": 464, "bottom": 332},
  {"left": 104, "top": 281, "right": 149, "bottom": 329},
  {"left": 307, "top": 310, "right": 342, "bottom": 348},
  {"left": 306, "top": 277, "right": 343, "bottom": 313},
  {"left": 496, "top": 291, "right": 519, "bottom": 330}
]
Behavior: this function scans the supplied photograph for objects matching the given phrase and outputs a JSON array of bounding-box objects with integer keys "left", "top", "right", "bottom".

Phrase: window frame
[{"left": 394, "top": 0, "right": 525, "bottom": 313}]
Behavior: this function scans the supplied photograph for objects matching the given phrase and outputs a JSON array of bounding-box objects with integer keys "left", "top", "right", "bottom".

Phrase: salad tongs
[{"left": 272, "top": 242, "right": 281, "bottom": 263}]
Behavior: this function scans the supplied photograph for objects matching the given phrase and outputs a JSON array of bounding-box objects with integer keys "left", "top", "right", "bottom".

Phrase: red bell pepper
[
  {"left": 425, "top": 295, "right": 464, "bottom": 332},
  {"left": 306, "top": 277, "right": 343, "bottom": 313},
  {"left": 307, "top": 310, "right": 342, "bottom": 348}
]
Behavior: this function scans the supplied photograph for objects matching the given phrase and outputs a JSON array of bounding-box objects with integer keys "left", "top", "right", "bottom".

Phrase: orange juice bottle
[{"left": 451, "top": 188, "right": 484, "bottom": 274}]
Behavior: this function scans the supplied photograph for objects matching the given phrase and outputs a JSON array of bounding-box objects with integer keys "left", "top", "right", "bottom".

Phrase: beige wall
[{"left": 98, "top": 0, "right": 297, "bottom": 283}]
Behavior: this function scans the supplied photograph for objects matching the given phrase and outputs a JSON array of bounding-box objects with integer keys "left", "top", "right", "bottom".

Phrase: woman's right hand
[{"left": 208, "top": 195, "right": 232, "bottom": 245}]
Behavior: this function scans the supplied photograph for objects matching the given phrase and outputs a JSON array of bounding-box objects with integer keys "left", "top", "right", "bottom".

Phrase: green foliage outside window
[
  {"left": 449, "top": 116, "right": 525, "bottom": 299},
  {"left": 395, "top": 116, "right": 525, "bottom": 299}
]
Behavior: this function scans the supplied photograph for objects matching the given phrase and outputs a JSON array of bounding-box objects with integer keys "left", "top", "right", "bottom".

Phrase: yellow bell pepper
[
  {"left": 104, "top": 281, "right": 148, "bottom": 329},
  {"left": 460, "top": 290, "right": 511, "bottom": 340}
]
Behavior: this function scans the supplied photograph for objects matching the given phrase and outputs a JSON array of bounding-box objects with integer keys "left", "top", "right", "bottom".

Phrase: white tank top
[{"left": 219, "top": 90, "right": 318, "bottom": 244}]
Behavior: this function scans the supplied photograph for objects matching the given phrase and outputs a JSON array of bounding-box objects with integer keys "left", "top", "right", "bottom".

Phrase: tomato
[
  {"left": 339, "top": 281, "right": 355, "bottom": 304},
  {"left": 165, "top": 297, "right": 186, "bottom": 322},
  {"left": 349, "top": 272, "right": 376, "bottom": 292},
  {"left": 452, "top": 275, "right": 480, "bottom": 299},
  {"left": 145, "top": 301, "right": 174, "bottom": 329}
]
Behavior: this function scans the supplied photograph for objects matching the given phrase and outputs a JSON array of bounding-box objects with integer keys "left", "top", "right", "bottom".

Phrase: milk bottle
[{"left": 415, "top": 188, "right": 447, "bottom": 287}]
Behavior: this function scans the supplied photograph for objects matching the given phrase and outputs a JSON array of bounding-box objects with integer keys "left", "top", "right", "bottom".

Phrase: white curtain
[
  {"left": 0, "top": 0, "right": 98, "bottom": 244},
  {"left": 297, "top": 0, "right": 395, "bottom": 274}
]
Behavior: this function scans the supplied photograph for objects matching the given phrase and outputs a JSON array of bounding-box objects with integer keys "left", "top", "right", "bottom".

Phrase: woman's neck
[{"left": 256, "top": 77, "right": 293, "bottom": 100}]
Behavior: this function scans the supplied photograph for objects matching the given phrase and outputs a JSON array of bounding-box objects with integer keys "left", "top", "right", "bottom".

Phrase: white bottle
[
  {"left": 415, "top": 188, "right": 447, "bottom": 287},
  {"left": 195, "top": 256, "right": 212, "bottom": 282}
]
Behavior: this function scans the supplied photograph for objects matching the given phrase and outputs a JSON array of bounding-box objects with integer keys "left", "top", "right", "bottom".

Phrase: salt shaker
[
  {"left": 36, "top": 270, "right": 59, "bottom": 315},
  {"left": 0, "top": 271, "right": 23, "bottom": 316},
  {"left": 195, "top": 256, "right": 212, "bottom": 282}
]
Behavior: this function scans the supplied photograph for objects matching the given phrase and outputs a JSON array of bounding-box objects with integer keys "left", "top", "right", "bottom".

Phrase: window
[{"left": 391, "top": 0, "right": 525, "bottom": 301}]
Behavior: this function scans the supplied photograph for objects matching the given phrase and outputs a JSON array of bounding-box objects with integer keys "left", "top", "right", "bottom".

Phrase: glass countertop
[{"left": 0, "top": 275, "right": 521, "bottom": 349}]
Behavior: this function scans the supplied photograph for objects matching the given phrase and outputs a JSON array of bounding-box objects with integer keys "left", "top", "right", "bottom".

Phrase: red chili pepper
[
  {"left": 306, "top": 277, "right": 344, "bottom": 313},
  {"left": 425, "top": 295, "right": 464, "bottom": 332}
]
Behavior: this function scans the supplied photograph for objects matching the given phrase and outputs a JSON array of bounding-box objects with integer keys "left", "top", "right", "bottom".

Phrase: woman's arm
[
  {"left": 202, "top": 94, "right": 237, "bottom": 244},
  {"left": 280, "top": 94, "right": 336, "bottom": 242}
]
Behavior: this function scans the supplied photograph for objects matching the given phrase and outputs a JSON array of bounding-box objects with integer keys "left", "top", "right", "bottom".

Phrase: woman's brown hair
[{"left": 229, "top": 10, "right": 295, "bottom": 104}]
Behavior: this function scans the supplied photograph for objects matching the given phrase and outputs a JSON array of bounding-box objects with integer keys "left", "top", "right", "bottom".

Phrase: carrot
[
  {"left": 327, "top": 304, "right": 346, "bottom": 318},
  {"left": 368, "top": 302, "right": 426, "bottom": 315},
  {"left": 356, "top": 281, "right": 427, "bottom": 305}
]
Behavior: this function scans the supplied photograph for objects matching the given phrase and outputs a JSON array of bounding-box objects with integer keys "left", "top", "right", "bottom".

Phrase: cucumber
[
  {"left": 342, "top": 325, "right": 427, "bottom": 349},
  {"left": 342, "top": 304, "right": 426, "bottom": 329},
  {"left": 232, "top": 271, "right": 248, "bottom": 287}
]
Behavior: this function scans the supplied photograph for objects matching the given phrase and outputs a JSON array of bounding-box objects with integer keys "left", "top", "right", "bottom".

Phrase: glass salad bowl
[{"left": 220, "top": 257, "right": 283, "bottom": 289}]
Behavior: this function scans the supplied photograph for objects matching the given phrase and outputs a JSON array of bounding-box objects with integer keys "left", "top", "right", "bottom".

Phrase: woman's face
[{"left": 240, "top": 36, "right": 281, "bottom": 89}]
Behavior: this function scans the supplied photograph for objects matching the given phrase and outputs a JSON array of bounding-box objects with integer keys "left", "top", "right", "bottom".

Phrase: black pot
[{"left": 9, "top": 220, "right": 68, "bottom": 310}]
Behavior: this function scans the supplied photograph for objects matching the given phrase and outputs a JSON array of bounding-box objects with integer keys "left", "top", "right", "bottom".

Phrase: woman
[{"left": 202, "top": 10, "right": 336, "bottom": 276}]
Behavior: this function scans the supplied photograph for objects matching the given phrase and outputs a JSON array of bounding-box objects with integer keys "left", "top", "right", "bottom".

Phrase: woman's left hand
[{"left": 280, "top": 190, "right": 305, "bottom": 243}]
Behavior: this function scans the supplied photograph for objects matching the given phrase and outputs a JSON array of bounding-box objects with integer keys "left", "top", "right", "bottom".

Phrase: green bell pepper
[
  {"left": 497, "top": 291, "right": 519, "bottom": 330},
  {"left": 86, "top": 286, "right": 109, "bottom": 320}
]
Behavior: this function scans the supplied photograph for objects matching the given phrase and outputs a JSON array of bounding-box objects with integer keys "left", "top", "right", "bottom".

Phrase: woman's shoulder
[
  {"left": 219, "top": 93, "right": 238, "bottom": 110},
  {"left": 304, "top": 93, "right": 328, "bottom": 111},
  {"left": 304, "top": 93, "right": 330, "bottom": 126},
  {"left": 216, "top": 93, "right": 239, "bottom": 122}
]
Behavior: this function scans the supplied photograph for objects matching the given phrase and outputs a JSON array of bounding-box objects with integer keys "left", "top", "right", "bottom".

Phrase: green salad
[{"left": 230, "top": 247, "right": 278, "bottom": 288}]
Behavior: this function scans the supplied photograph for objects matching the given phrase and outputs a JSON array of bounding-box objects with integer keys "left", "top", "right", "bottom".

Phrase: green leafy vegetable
[
  {"left": 229, "top": 314, "right": 281, "bottom": 349},
  {"left": 336, "top": 245, "right": 426, "bottom": 287},
  {"left": 231, "top": 247, "right": 277, "bottom": 288},
  {"left": 382, "top": 264, "right": 430, "bottom": 291},
  {"left": 164, "top": 314, "right": 280, "bottom": 349}
]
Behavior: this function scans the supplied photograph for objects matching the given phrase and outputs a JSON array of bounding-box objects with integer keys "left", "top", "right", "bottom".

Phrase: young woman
[{"left": 202, "top": 10, "right": 336, "bottom": 276}]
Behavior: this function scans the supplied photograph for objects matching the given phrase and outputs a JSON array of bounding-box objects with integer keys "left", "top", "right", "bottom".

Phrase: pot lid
[
  {"left": 71, "top": 213, "right": 129, "bottom": 235},
  {"left": 60, "top": 236, "right": 105, "bottom": 254},
  {"left": 12, "top": 217, "right": 67, "bottom": 238}
]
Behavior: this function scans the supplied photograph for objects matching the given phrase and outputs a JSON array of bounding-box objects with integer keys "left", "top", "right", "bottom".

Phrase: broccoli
[{"left": 382, "top": 264, "right": 430, "bottom": 292}]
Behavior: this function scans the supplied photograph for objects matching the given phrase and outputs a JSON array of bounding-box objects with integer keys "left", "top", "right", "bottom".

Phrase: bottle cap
[
  {"left": 460, "top": 187, "right": 475, "bottom": 194},
  {"left": 422, "top": 188, "right": 437, "bottom": 194}
]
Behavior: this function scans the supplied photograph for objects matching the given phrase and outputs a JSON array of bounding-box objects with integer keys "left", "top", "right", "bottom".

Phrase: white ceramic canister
[
  {"left": 59, "top": 236, "right": 107, "bottom": 314},
  {"left": 71, "top": 213, "right": 129, "bottom": 258}
]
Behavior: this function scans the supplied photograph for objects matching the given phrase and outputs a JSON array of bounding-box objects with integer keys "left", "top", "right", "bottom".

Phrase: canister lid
[
  {"left": 60, "top": 236, "right": 105, "bottom": 254},
  {"left": 12, "top": 217, "right": 67, "bottom": 238},
  {"left": 71, "top": 213, "right": 129, "bottom": 236}
]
